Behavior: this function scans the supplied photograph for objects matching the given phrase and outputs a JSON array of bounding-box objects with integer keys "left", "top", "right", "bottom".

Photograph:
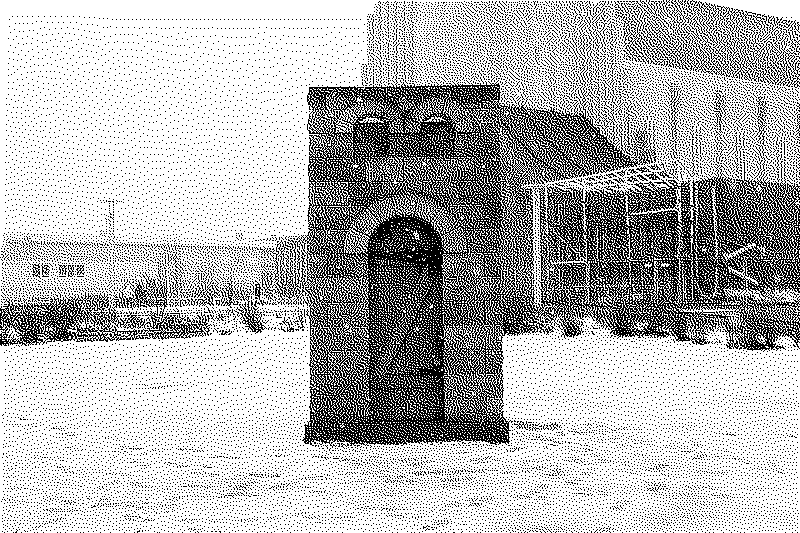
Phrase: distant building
[{"left": 0, "top": 235, "right": 307, "bottom": 306}]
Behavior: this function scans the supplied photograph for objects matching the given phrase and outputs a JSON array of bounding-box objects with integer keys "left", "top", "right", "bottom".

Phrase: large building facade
[
  {"left": 364, "top": 1, "right": 800, "bottom": 174},
  {"left": 1, "top": 235, "right": 307, "bottom": 306},
  {"left": 364, "top": 1, "right": 800, "bottom": 305}
]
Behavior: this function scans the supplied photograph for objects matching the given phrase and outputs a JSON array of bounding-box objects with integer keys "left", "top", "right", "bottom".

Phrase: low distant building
[{"left": 0, "top": 235, "right": 307, "bottom": 306}]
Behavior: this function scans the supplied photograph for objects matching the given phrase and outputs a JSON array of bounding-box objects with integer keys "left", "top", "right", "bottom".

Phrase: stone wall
[{"left": 307, "top": 85, "right": 507, "bottom": 431}]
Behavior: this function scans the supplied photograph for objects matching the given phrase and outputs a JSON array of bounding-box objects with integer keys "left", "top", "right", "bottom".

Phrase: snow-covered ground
[
  {"left": 2, "top": 331, "right": 798, "bottom": 532},
  {"left": 504, "top": 329, "right": 798, "bottom": 436}
]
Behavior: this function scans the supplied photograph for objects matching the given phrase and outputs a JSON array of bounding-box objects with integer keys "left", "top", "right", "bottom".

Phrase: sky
[{"left": 2, "top": 1, "right": 798, "bottom": 244}]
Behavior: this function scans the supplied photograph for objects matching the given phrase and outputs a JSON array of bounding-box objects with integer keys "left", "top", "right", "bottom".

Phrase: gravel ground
[{"left": 2, "top": 331, "right": 797, "bottom": 533}]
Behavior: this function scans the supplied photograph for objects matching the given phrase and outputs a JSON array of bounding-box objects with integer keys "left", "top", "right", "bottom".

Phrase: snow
[
  {"left": 3, "top": 331, "right": 798, "bottom": 532},
  {"left": 504, "top": 332, "right": 798, "bottom": 437}
]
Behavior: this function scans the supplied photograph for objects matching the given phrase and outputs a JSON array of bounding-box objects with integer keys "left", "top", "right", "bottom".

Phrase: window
[
  {"left": 736, "top": 130, "right": 747, "bottom": 180},
  {"left": 353, "top": 116, "right": 389, "bottom": 157},
  {"left": 42, "top": 264, "right": 50, "bottom": 277},
  {"left": 59, "top": 264, "right": 84, "bottom": 278},
  {"left": 420, "top": 115, "right": 455, "bottom": 156},
  {"left": 33, "top": 264, "right": 40, "bottom": 277},
  {"left": 633, "top": 129, "right": 655, "bottom": 164}
]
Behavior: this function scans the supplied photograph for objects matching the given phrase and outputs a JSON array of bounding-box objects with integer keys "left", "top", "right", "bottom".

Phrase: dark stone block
[
  {"left": 449, "top": 85, "right": 501, "bottom": 107},
  {"left": 308, "top": 108, "right": 336, "bottom": 134},
  {"left": 309, "top": 182, "right": 349, "bottom": 206},
  {"left": 348, "top": 181, "right": 384, "bottom": 207},
  {"left": 378, "top": 178, "right": 426, "bottom": 199},
  {"left": 388, "top": 135, "right": 417, "bottom": 158},
  {"left": 307, "top": 278, "right": 367, "bottom": 304},
  {"left": 484, "top": 298, "right": 503, "bottom": 325},
  {"left": 308, "top": 158, "right": 354, "bottom": 182},
  {"left": 351, "top": 158, "right": 404, "bottom": 182},
  {"left": 307, "top": 230, "right": 348, "bottom": 255},
  {"left": 308, "top": 206, "right": 357, "bottom": 233},
  {"left": 443, "top": 254, "right": 481, "bottom": 282},
  {"left": 449, "top": 203, "right": 501, "bottom": 232},
  {"left": 443, "top": 325, "right": 503, "bottom": 375},
  {"left": 304, "top": 418, "right": 509, "bottom": 444},
  {"left": 310, "top": 134, "right": 353, "bottom": 159},
  {"left": 312, "top": 325, "right": 368, "bottom": 353},
  {"left": 465, "top": 229, "right": 500, "bottom": 253},
  {"left": 483, "top": 253, "right": 501, "bottom": 278},
  {"left": 308, "top": 253, "right": 367, "bottom": 279},
  {"left": 443, "top": 298, "right": 484, "bottom": 327}
]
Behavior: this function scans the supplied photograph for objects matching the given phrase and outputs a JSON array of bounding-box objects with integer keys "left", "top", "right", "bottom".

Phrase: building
[
  {"left": 306, "top": 85, "right": 511, "bottom": 443},
  {"left": 363, "top": 0, "right": 800, "bottom": 306},
  {"left": 0, "top": 234, "right": 307, "bottom": 306}
]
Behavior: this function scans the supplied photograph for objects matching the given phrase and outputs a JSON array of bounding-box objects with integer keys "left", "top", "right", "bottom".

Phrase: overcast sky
[{"left": 2, "top": 1, "right": 798, "bottom": 244}]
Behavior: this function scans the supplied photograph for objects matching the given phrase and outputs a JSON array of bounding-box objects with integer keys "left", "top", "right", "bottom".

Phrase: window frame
[
  {"left": 353, "top": 115, "right": 390, "bottom": 157},
  {"left": 420, "top": 115, "right": 456, "bottom": 156}
]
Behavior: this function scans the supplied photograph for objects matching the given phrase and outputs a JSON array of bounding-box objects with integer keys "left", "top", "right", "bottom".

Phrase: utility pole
[{"left": 101, "top": 200, "right": 121, "bottom": 309}]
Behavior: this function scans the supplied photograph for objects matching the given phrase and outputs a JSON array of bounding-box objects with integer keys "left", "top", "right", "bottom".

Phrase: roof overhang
[{"left": 522, "top": 160, "right": 710, "bottom": 194}]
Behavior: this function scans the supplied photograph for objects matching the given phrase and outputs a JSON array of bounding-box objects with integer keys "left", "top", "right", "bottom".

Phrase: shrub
[
  {"left": 688, "top": 314, "right": 709, "bottom": 344},
  {"left": 117, "top": 312, "right": 148, "bottom": 331},
  {"left": 86, "top": 307, "right": 117, "bottom": 331},
  {"left": 189, "top": 313, "right": 211, "bottom": 336},
  {"left": 556, "top": 306, "right": 582, "bottom": 337},
  {"left": 45, "top": 299, "right": 84, "bottom": 340},
  {"left": 606, "top": 297, "right": 636, "bottom": 337},
  {"left": 42, "top": 296, "right": 115, "bottom": 338},
  {"left": 153, "top": 313, "right": 187, "bottom": 334},
  {"left": 238, "top": 302, "right": 265, "bottom": 333},
  {"left": 727, "top": 301, "right": 778, "bottom": 350},
  {"left": 643, "top": 303, "right": 678, "bottom": 337},
  {"left": 671, "top": 311, "right": 690, "bottom": 341},
  {"left": 2, "top": 303, "right": 45, "bottom": 344}
]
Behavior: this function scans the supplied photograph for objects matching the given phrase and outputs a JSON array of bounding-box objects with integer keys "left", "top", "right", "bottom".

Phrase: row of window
[{"left": 32, "top": 264, "right": 85, "bottom": 278}]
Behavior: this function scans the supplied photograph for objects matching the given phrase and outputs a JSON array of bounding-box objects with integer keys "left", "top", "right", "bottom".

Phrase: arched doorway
[{"left": 368, "top": 216, "right": 444, "bottom": 422}]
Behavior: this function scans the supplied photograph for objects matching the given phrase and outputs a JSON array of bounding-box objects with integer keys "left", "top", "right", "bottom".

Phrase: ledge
[{"left": 304, "top": 418, "right": 509, "bottom": 445}]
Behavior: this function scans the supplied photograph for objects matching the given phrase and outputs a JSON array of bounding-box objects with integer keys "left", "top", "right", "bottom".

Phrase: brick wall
[{"left": 307, "top": 85, "right": 506, "bottom": 426}]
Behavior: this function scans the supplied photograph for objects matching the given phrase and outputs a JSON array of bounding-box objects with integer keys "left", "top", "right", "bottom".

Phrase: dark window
[
  {"left": 68, "top": 265, "right": 76, "bottom": 277},
  {"left": 76, "top": 265, "right": 84, "bottom": 277},
  {"left": 420, "top": 115, "right": 456, "bottom": 156},
  {"left": 59, "top": 264, "right": 69, "bottom": 277},
  {"left": 353, "top": 116, "right": 389, "bottom": 157},
  {"left": 32, "top": 264, "right": 40, "bottom": 277},
  {"left": 633, "top": 129, "right": 655, "bottom": 164}
]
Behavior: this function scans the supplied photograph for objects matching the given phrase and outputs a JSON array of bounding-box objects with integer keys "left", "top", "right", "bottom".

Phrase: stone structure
[{"left": 304, "top": 85, "right": 509, "bottom": 444}]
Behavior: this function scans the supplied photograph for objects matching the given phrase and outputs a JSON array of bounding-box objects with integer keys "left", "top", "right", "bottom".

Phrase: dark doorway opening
[{"left": 367, "top": 216, "right": 445, "bottom": 422}]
